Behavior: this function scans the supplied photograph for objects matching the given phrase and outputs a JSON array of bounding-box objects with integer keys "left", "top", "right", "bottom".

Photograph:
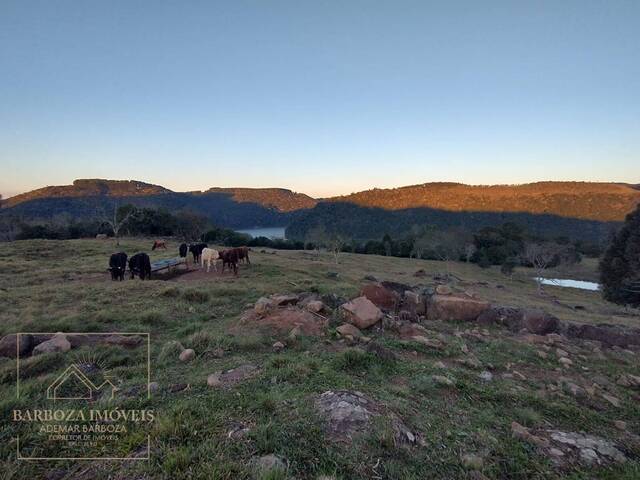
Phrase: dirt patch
[{"left": 236, "top": 307, "right": 327, "bottom": 336}]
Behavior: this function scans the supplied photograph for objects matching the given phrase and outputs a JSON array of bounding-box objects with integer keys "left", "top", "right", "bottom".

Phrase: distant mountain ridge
[{"left": 2, "top": 179, "right": 639, "bottom": 238}]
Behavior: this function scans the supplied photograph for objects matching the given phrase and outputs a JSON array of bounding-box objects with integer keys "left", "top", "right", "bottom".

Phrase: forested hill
[
  {"left": 1, "top": 179, "right": 316, "bottom": 229},
  {"left": 330, "top": 182, "right": 640, "bottom": 222}
]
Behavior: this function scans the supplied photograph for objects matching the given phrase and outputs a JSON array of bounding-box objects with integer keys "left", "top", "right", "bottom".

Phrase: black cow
[
  {"left": 108, "top": 252, "right": 127, "bottom": 281},
  {"left": 189, "top": 243, "right": 208, "bottom": 263},
  {"left": 179, "top": 243, "right": 188, "bottom": 258},
  {"left": 129, "top": 253, "right": 151, "bottom": 280},
  {"left": 220, "top": 249, "right": 239, "bottom": 275}
]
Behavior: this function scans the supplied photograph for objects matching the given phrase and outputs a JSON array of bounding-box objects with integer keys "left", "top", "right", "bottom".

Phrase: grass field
[{"left": 0, "top": 238, "right": 638, "bottom": 479}]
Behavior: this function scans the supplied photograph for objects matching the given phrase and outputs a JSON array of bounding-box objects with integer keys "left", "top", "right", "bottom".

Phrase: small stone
[
  {"left": 548, "top": 448, "right": 565, "bottom": 458},
  {"left": 148, "top": 382, "right": 159, "bottom": 392},
  {"left": 559, "top": 357, "right": 573, "bottom": 367},
  {"left": 336, "top": 323, "right": 363, "bottom": 338},
  {"left": 434, "top": 361, "right": 447, "bottom": 369},
  {"left": 614, "top": 420, "right": 627, "bottom": 431},
  {"left": 210, "top": 347, "right": 225, "bottom": 358},
  {"left": 250, "top": 454, "right": 286, "bottom": 475},
  {"left": 288, "top": 326, "right": 302, "bottom": 340},
  {"left": 461, "top": 453, "right": 484, "bottom": 470},
  {"left": 601, "top": 393, "right": 620, "bottom": 407},
  {"left": 305, "top": 300, "right": 325, "bottom": 313},
  {"left": 272, "top": 341, "right": 285, "bottom": 352},
  {"left": 435, "top": 285, "right": 453, "bottom": 295},
  {"left": 254, "top": 297, "right": 272, "bottom": 314},
  {"left": 179, "top": 348, "right": 195, "bottom": 362},
  {"left": 556, "top": 348, "right": 569, "bottom": 358},
  {"left": 479, "top": 371, "right": 493, "bottom": 382},
  {"left": 412, "top": 336, "right": 443, "bottom": 349},
  {"left": 461, "top": 343, "right": 469, "bottom": 354},
  {"left": 537, "top": 350, "right": 548, "bottom": 359},
  {"left": 207, "top": 372, "right": 222, "bottom": 387}
]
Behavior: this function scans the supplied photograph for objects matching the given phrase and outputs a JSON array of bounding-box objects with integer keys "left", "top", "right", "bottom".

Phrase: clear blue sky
[{"left": 1, "top": 1, "right": 638, "bottom": 199}]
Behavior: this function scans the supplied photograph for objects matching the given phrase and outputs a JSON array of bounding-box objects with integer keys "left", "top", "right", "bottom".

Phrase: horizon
[{"left": 1, "top": 1, "right": 639, "bottom": 198}]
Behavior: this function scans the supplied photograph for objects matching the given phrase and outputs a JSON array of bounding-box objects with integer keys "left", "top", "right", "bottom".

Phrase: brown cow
[
  {"left": 237, "top": 246, "right": 250, "bottom": 264},
  {"left": 220, "top": 249, "right": 239, "bottom": 275},
  {"left": 152, "top": 240, "right": 167, "bottom": 250}
]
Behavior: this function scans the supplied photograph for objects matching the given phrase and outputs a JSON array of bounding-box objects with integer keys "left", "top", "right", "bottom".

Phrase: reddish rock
[
  {"left": 336, "top": 323, "right": 363, "bottom": 338},
  {"left": 521, "top": 310, "right": 560, "bottom": 335},
  {"left": 341, "top": 296, "right": 384, "bottom": 329},
  {"left": 360, "top": 283, "right": 399, "bottom": 311},
  {"left": 427, "top": 295, "right": 490, "bottom": 322},
  {"left": 0, "top": 334, "right": 34, "bottom": 358}
]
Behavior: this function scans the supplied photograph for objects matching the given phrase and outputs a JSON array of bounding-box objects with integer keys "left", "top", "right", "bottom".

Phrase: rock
[
  {"left": 579, "top": 448, "right": 599, "bottom": 465},
  {"left": 207, "top": 372, "right": 222, "bottom": 387},
  {"left": 210, "top": 347, "right": 225, "bottom": 358},
  {"left": 565, "top": 323, "right": 640, "bottom": 347},
  {"left": 427, "top": 295, "right": 490, "bottom": 322},
  {"left": 271, "top": 294, "right": 298, "bottom": 306},
  {"left": 363, "top": 275, "right": 378, "bottom": 282},
  {"left": 511, "top": 421, "right": 549, "bottom": 448},
  {"left": 341, "top": 296, "right": 383, "bottom": 329},
  {"left": 104, "top": 334, "right": 144, "bottom": 347},
  {"left": 461, "top": 453, "right": 484, "bottom": 470},
  {"left": 414, "top": 269, "right": 427, "bottom": 278},
  {"left": 521, "top": 309, "right": 561, "bottom": 335},
  {"left": 549, "top": 430, "right": 626, "bottom": 463},
  {"left": 336, "top": 323, "right": 363, "bottom": 338},
  {"left": 565, "top": 382, "right": 585, "bottom": 397},
  {"left": 250, "top": 454, "right": 286, "bottom": 476},
  {"left": 432, "top": 375, "right": 455, "bottom": 387},
  {"left": 305, "top": 300, "right": 325, "bottom": 313},
  {"left": 614, "top": 420, "right": 627, "bottom": 431},
  {"left": 537, "top": 350, "right": 549, "bottom": 359},
  {"left": 601, "top": 393, "right": 620, "bottom": 407},
  {"left": 32, "top": 333, "right": 71, "bottom": 355},
  {"left": 272, "top": 341, "right": 285, "bottom": 352},
  {"left": 326, "top": 272, "right": 339, "bottom": 279},
  {"left": 477, "top": 306, "right": 522, "bottom": 327},
  {"left": 0, "top": 334, "right": 34, "bottom": 358},
  {"left": 179, "top": 348, "right": 195, "bottom": 362},
  {"left": 435, "top": 285, "right": 453, "bottom": 295},
  {"left": 254, "top": 297, "right": 272, "bottom": 314},
  {"left": 148, "top": 382, "right": 159, "bottom": 392},
  {"left": 479, "top": 371, "right": 493, "bottom": 382},
  {"left": 558, "top": 357, "right": 573, "bottom": 367},
  {"left": 360, "top": 283, "right": 400, "bottom": 311},
  {"left": 617, "top": 373, "right": 640, "bottom": 388},
  {"left": 548, "top": 448, "right": 565, "bottom": 458},
  {"left": 315, "top": 390, "right": 414, "bottom": 444},
  {"left": 556, "top": 348, "right": 568, "bottom": 358},
  {"left": 434, "top": 361, "right": 447, "bottom": 369}
]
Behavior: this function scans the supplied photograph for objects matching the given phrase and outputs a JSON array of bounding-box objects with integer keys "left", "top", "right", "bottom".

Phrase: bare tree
[
  {"left": 327, "top": 232, "right": 348, "bottom": 264},
  {"left": 464, "top": 243, "right": 476, "bottom": 263},
  {"left": 99, "top": 203, "right": 136, "bottom": 246},
  {"left": 523, "top": 242, "right": 563, "bottom": 295},
  {"left": 305, "top": 224, "right": 328, "bottom": 259}
]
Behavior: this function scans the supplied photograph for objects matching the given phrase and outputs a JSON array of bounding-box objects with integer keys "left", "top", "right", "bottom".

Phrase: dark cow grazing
[
  {"left": 129, "top": 253, "right": 151, "bottom": 280},
  {"left": 189, "top": 243, "right": 208, "bottom": 264},
  {"left": 220, "top": 249, "right": 239, "bottom": 275},
  {"left": 152, "top": 240, "right": 167, "bottom": 251},
  {"left": 179, "top": 243, "right": 188, "bottom": 258},
  {"left": 108, "top": 252, "right": 127, "bottom": 281},
  {"left": 237, "top": 246, "right": 251, "bottom": 264}
]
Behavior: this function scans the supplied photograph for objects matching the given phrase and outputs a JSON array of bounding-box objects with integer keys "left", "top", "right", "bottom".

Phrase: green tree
[{"left": 599, "top": 205, "right": 640, "bottom": 306}]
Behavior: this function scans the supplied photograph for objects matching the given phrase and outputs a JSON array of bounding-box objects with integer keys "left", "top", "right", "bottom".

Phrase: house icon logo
[{"left": 47, "top": 363, "right": 118, "bottom": 401}]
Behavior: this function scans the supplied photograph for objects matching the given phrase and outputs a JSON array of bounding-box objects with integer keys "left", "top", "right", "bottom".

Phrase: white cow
[{"left": 200, "top": 248, "right": 220, "bottom": 272}]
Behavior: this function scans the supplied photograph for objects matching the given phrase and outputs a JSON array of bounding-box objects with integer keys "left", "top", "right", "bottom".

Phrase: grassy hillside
[{"left": 0, "top": 239, "right": 639, "bottom": 479}]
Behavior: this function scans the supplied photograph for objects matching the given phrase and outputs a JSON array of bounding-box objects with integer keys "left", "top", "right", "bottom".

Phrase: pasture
[{"left": 0, "top": 238, "right": 638, "bottom": 479}]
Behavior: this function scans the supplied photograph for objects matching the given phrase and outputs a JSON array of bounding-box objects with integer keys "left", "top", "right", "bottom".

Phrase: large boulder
[
  {"left": 341, "top": 296, "right": 384, "bottom": 329},
  {"left": 521, "top": 309, "right": 561, "bottom": 335},
  {"left": 427, "top": 295, "right": 490, "bottom": 322},
  {"left": 477, "top": 306, "right": 522, "bottom": 327},
  {"left": 565, "top": 323, "right": 640, "bottom": 347},
  {"left": 0, "top": 334, "right": 34, "bottom": 358},
  {"left": 360, "top": 283, "right": 400, "bottom": 311},
  {"left": 32, "top": 333, "right": 71, "bottom": 355}
]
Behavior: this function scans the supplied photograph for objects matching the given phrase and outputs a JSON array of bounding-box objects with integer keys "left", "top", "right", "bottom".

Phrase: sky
[{"left": 0, "top": 1, "right": 638, "bottom": 199}]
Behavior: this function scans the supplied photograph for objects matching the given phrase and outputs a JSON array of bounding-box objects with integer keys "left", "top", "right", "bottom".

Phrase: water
[
  {"left": 236, "top": 227, "right": 286, "bottom": 240},
  {"left": 534, "top": 277, "right": 600, "bottom": 291}
]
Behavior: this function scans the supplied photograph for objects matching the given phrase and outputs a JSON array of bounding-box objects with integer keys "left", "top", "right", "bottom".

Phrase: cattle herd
[{"left": 108, "top": 241, "right": 251, "bottom": 281}]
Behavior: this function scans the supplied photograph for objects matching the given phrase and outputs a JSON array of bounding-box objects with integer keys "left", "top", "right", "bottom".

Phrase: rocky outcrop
[
  {"left": 565, "top": 323, "right": 640, "bottom": 347},
  {"left": 426, "top": 294, "right": 490, "bottom": 322},
  {"left": 0, "top": 334, "right": 34, "bottom": 358},
  {"left": 32, "top": 333, "right": 71, "bottom": 355},
  {"left": 361, "top": 283, "right": 400, "bottom": 311}
]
